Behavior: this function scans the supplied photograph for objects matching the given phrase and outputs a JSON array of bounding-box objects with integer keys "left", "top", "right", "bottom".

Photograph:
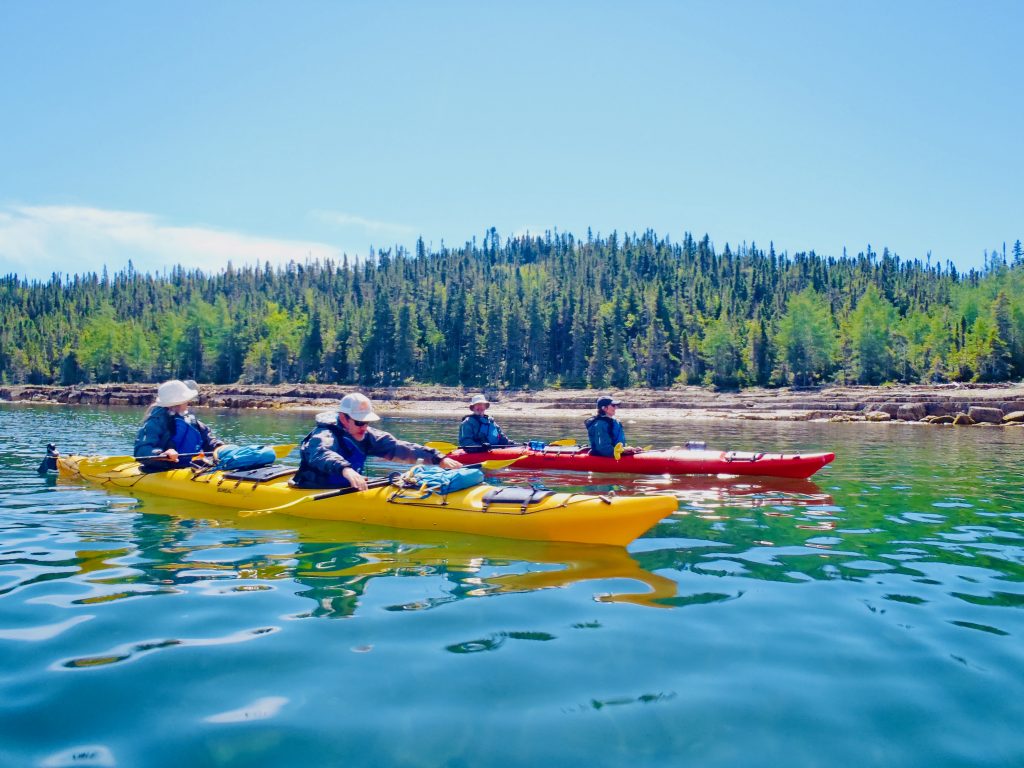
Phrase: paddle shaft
[
  {"left": 426, "top": 439, "right": 577, "bottom": 454},
  {"left": 138, "top": 450, "right": 211, "bottom": 462},
  {"left": 247, "top": 457, "right": 520, "bottom": 514},
  {"left": 309, "top": 459, "right": 510, "bottom": 500}
]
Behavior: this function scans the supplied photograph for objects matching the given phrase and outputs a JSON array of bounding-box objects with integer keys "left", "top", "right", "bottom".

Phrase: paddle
[
  {"left": 242, "top": 456, "right": 524, "bottom": 517},
  {"left": 425, "top": 438, "right": 577, "bottom": 454},
  {"left": 424, "top": 441, "right": 458, "bottom": 453},
  {"left": 63, "top": 444, "right": 297, "bottom": 474},
  {"left": 612, "top": 443, "right": 653, "bottom": 460}
]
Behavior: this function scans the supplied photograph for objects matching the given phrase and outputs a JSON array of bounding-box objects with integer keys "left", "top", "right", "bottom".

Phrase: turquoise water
[{"left": 1, "top": 404, "right": 1022, "bottom": 767}]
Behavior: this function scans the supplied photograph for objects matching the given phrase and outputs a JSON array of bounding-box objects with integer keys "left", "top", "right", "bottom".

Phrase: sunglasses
[{"left": 350, "top": 418, "right": 369, "bottom": 427}]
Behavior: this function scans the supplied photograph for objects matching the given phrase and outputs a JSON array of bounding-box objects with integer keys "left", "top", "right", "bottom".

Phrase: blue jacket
[
  {"left": 584, "top": 414, "right": 626, "bottom": 458},
  {"left": 134, "top": 406, "right": 224, "bottom": 469},
  {"left": 458, "top": 413, "right": 513, "bottom": 447},
  {"left": 294, "top": 412, "right": 445, "bottom": 489}
]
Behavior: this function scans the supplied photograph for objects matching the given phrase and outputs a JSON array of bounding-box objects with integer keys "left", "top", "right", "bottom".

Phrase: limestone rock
[
  {"left": 924, "top": 402, "right": 956, "bottom": 417},
  {"left": 897, "top": 403, "right": 927, "bottom": 421},
  {"left": 967, "top": 406, "right": 1004, "bottom": 424},
  {"left": 865, "top": 411, "right": 891, "bottom": 422},
  {"left": 952, "top": 413, "right": 975, "bottom": 426},
  {"left": 1002, "top": 410, "right": 1024, "bottom": 423}
]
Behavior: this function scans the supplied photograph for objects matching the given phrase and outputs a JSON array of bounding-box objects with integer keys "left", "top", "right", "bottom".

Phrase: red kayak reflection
[{"left": 498, "top": 469, "right": 834, "bottom": 509}]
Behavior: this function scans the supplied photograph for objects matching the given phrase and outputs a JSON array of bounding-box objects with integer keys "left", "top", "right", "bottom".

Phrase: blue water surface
[{"left": 0, "top": 404, "right": 1022, "bottom": 768}]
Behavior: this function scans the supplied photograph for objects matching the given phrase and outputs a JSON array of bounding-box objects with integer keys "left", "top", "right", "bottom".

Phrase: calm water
[{"left": 1, "top": 404, "right": 1022, "bottom": 768}]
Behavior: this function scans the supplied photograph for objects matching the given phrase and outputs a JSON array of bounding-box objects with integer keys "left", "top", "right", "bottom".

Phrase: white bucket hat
[
  {"left": 337, "top": 392, "right": 380, "bottom": 422},
  {"left": 155, "top": 379, "right": 199, "bottom": 408},
  {"left": 469, "top": 394, "right": 490, "bottom": 408}
]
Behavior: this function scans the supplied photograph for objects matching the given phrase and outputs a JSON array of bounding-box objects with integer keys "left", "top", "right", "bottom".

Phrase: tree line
[{"left": 2, "top": 229, "right": 1023, "bottom": 389}]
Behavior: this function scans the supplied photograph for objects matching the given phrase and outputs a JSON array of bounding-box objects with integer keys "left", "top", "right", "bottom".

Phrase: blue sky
[{"left": 1, "top": 1, "right": 1021, "bottom": 280}]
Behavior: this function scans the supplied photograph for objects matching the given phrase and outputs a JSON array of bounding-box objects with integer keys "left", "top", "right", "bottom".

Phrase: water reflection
[{"left": 48, "top": 490, "right": 681, "bottom": 616}]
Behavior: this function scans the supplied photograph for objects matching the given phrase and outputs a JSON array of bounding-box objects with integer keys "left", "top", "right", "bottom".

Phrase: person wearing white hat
[
  {"left": 294, "top": 392, "right": 463, "bottom": 490},
  {"left": 134, "top": 379, "right": 224, "bottom": 470},
  {"left": 458, "top": 394, "right": 514, "bottom": 449}
]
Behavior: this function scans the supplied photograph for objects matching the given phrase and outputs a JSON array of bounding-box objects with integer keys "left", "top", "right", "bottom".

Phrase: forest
[{"left": 2, "top": 229, "right": 1023, "bottom": 389}]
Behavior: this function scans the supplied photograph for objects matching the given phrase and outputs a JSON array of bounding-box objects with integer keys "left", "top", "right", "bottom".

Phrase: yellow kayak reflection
[{"left": 63, "top": 487, "right": 679, "bottom": 613}]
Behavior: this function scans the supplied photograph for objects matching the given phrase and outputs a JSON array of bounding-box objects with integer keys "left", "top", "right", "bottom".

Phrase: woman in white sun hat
[
  {"left": 458, "top": 393, "right": 513, "bottom": 448},
  {"left": 294, "top": 392, "right": 463, "bottom": 490},
  {"left": 134, "top": 379, "right": 224, "bottom": 470}
]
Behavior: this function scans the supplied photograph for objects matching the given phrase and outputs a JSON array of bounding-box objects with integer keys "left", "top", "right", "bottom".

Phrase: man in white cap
[
  {"left": 458, "top": 394, "right": 514, "bottom": 449},
  {"left": 134, "top": 379, "right": 224, "bottom": 470},
  {"left": 294, "top": 392, "right": 463, "bottom": 490}
]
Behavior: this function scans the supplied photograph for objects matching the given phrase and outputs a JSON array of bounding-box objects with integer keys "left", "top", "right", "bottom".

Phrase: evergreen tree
[
  {"left": 844, "top": 286, "right": 898, "bottom": 384},
  {"left": 774, "top": 289, "right": 837, "bottom": 385},
  {"left": 699, "top": 316, "right": 743, "bottom": 388}
]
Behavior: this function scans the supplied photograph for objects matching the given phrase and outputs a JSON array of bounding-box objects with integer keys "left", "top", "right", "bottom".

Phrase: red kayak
[{"left": 448, "top": 445, "right": 835, "bottom": 480}]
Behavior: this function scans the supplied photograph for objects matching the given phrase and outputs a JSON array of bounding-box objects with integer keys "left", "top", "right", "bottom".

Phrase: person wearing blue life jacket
[
  {"left": 134, "top": 379, "right": 225, "bottom": 471},
  {"left": 458, "top": 394, "right": 514, "bottom": 448},
  {"left": 584, "top": 396, "right": 640, "bottom": 458},
  {"left": 295, "top": 392, "right": 463, "bottom": 490}
]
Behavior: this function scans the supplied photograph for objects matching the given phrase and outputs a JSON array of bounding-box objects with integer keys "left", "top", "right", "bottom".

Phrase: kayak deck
[
  {"left": 56, "top": 455, "right": 678, "bottom": 546},
  {"left": 448, "top": 445, "right": 835, "bottom": 479}
]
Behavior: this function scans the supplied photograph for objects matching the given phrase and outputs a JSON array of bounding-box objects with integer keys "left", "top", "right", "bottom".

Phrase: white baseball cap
[
  {"left": 155, "top": 379, "right": 199, "bottom": 407},
  {"left": 337, "top": 392, "right": 380, "bottom": 422},
  {"left": 469, "top": 394, "right": 490, "bottom": 408}
]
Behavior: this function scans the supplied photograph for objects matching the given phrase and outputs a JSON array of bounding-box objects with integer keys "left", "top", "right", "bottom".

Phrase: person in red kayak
[
  {"left": 585, "top": 396, "right": 640, "bottom": 458},
  {"left": 458, "top": 394, "right": 514, "bottom": 449}
]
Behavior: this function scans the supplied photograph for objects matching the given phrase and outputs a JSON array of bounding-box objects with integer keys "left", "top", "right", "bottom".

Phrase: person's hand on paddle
[
  {"left": 343, "top": 467, "right": 368, "bottom": 491},
  {"left": 159, "top": 448, "right": 179, "bottom": 463},
  {"left": 439, "top": 457, "right": 463, "bottom": 470}
]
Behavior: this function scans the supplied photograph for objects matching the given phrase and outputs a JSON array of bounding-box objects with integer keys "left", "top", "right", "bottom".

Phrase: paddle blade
[
  {"left": 478, "top": 456, "right": 525, "bottom": 471},
  {"left": 425, "top": 440, "right": 457, "bottom": 454},
  {"left": 613, "top": 442, "right": 623, "bottom": 461},
  {"left": 272, "top": 444, "right": 298, "bottom": 459},
  {"left": 547, "top": 438, "right": 577, "bottom": 447}
]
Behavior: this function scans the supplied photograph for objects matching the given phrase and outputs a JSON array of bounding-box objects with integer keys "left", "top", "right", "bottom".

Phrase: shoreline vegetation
[
  {"left": 3, "top": 232, "right": 1024, "bottom": 393},
  {"left": 4, "top": 382, "right": 1024, "bottom": 427}
]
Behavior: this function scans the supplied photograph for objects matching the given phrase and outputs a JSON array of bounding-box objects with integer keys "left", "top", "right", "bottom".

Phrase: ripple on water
[
  {"left": 40, "top": 745, "right": 116, "bottom": 768},
  {"left": 204, "top": 695, "right": 290, "bottom": 723},
  {"left": 0, "top": 614, "right": 94, "bottom": 641},
  {"left": 56, "top": 626, "right": 279, "bottom": 669}
]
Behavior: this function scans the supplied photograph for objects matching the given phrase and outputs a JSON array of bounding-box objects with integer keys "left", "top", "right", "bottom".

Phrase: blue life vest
[
  {"left": 171, "top": 415, "right": 204, "bottom": 467},
  {"left": 341, "top": 435, "right": 367, "bottom": 471},
  {"left": 460, "top": 414, "right": 509, "bottom": 446},
  {"left": 320, "top": 434, "right": 367, "bottom": 486},
  {"left": 584, "top": 414, "right": 626, "bottom": 458}
]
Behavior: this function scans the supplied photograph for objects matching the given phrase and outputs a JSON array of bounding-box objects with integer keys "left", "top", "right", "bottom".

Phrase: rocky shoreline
[{"left": 3, "top": 382, "right": 1024, "bottom": 427}]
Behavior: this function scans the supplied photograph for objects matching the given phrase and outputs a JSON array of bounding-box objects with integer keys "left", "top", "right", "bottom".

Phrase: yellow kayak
[{"left": 56, "top": 455, "right": 678, "bottom": 546}]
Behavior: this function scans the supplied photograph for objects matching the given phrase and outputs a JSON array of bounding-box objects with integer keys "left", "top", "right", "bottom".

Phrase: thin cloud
[
  {"left": 309, "top": 209, "right": 417, "bottom": 237},
  {"left": 0, "top": 204, "right": 344, "bottom": 279}
]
